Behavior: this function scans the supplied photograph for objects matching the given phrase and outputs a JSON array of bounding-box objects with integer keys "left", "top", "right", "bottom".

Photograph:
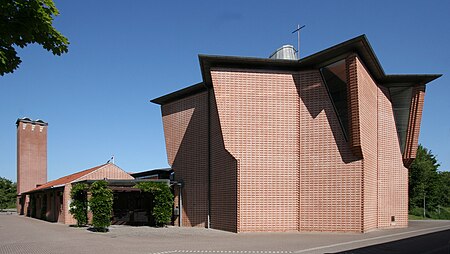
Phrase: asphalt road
[{"left": 0, "top": 213, "right": 449, "bottom": 254}]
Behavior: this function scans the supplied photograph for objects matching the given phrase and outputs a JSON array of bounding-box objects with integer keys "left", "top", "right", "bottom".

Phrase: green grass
[
  {"left": 408, "top": 214, "right": 426, "bottom": 220},
  {"left": 409, "top": 207, "right": 450, "bottom": 220}
]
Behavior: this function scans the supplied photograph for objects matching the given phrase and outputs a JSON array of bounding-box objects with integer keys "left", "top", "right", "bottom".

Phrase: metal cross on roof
[{"left": 292, "top": 24, "right": 306, "bottom": 59}]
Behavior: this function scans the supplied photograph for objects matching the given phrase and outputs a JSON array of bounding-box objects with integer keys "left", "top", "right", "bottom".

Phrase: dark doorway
[{"left": 112, "top": 191, "right": 154, "bottom": 226}]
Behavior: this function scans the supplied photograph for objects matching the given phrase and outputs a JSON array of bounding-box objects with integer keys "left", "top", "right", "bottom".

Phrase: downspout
[
  {"left": 179, "top": 182, "right": 182, "bottom": 227},
  {"left": 206, "top": 83, "right": 211, "bottom": 229}
]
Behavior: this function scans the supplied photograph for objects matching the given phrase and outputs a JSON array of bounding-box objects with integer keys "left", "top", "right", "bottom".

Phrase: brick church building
[{"left": 152, "top": 35, "right": 441, "bottom": 233}]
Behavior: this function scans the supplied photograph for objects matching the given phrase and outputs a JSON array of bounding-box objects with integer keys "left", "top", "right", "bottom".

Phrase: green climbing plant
[
  {"left": 89, "top": 181, "right": 113, "bottom": 232},
  {"left": 69, "top": 183, "right": 88, "bottom": 227},
  {"left": 135, "top": 181, "right": 173, "bottom": 226}
]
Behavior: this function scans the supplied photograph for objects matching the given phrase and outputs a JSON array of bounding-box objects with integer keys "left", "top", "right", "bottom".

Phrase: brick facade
[
  {"left": 212, "top": 69, "right": 300, "bottom": 232},
  {"left": 356, "top": 57, "right": 379, "bottom": 231},
  {"left": 403, "top": 86, "right": 426, "bottom": 167},
  {"left": 161, "top": 92, "right": 209, "bottom": 228},
  {"left": 154, "top": 35, "right": 439, "bottom": 233},
  {"left": 16, "top": 118, "right": 48, "bottom": 214},
  {"left": 297, "top": 70, "right": 362, "bottom": 232},
  {"left": 16, "top": 119, "right": 47, "bottom": 195},
  {"left": 209, "top": 92, "right": 238, "bottom": 232}
]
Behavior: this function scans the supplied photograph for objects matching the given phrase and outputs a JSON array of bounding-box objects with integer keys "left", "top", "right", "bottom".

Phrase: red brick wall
[
  {"left": 17, "top": 122, "right": 47, "bottom": 195},
  {"left": 159, "top": 59, "right": 412, "bottom": 233},
  {"left": 297, "top": 70, "right": 363, "bottom": 232},
  {"left": 209, "top": 92, "right": 238, "bottom": 232},
  {"left": 161, "top": 92, "right": 209, "bottom": 228},
  {"left": 377, "top": 87, "right": 408, "bottom": 228},
  {"left": 403, "top": 86, "right": 426, "bottom": 167},
  {"left": 355, "top": 56, "right": 408, "bottom": 229},
  {"left": 211, "top": 69, "right": 300, "bottom": 232},
  {"left": 346, "top": 55, "right": 363, "bottom": 157},
  {"left": 355, "top": 57, "right": 378, "bottom": 231},
  {"left": 63, "top": 184, "right": 73, "bottom": 224}
]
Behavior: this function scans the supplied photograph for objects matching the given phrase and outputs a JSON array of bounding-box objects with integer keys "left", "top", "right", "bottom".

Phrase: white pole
[
  {"left": 297, "top": 24, "right": 300, "bottom": 59},
  {"left": 423, "top": 193, "right": 426, "bottom": 218}
]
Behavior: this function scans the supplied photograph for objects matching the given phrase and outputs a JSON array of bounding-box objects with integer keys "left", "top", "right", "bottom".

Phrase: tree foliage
[
  {"left": 0, "top": 177, "right": 16, "bottom": 210},
  {"left": 135, "top": 181, "right": 173, "bottom": 226},
  {"left": 409, "top": 144, "right": 450, "bottom": 218},
  {"left": 0, "top": 0, "right": 69, "bottom": 75},
  {"left": 69, "top": 183, "right": 88, "bottom": 227},
  {"left": 89, "top": 181, "right": 113, "bottom": 232}
]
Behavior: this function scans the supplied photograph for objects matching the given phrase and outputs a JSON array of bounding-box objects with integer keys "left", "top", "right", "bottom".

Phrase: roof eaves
[
  {"left": 151, "top": 82, "right": 206, "bottom": 105},
  {"left": 199, "top": 54, "right": 301, "bottom": 87},
  {"left": 297, "top": 34, "right": 386, "bottom": 80},
  {"left": 153, "top": 35, "right": 441, "bottom": 105},
  {"left": 381, "top": 74, "right": 442, "bottom": 86}
]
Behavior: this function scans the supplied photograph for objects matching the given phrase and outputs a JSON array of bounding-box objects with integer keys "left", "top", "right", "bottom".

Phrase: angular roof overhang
[
  {"left": 151, "top": 82, "right": 206, "bottom": 105},
  {"left": 151, "top": 34, "right": 441, "bottom": 105}
]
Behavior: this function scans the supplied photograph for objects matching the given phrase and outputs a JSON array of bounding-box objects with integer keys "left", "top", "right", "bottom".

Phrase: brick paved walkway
[{"left": 1, "top": 214, "right": 449, "bottom": 254}]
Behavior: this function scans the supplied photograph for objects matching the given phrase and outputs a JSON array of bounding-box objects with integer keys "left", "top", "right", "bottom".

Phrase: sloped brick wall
[
  {"left": 403, "top": 86, "right": 426, "bottom": 167},
  {"left": 355, "top": 57, "right": 378, "bottom": 231},
  {"left": 377, "top": 87, "right": 408, "bottom": 228},
  {"left": 297, "top": 70, "right": 363, "bottom": 232},
  {"left": 209, "top": 92, "right": 238, "bottom": 232},
  {"left": 211, "top": 69, "right": 300, "bottom": 232},
  {"left": 161, "top": 92, "right": 209, "bottom": 228},
  {"left": 356, "top": 56, "right": 408, "bottom": 230}
]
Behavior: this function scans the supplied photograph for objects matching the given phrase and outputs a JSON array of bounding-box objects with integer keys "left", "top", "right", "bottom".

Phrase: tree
[
  {"left": 409, "top": 145, "right": 440, "bottom": 213},
  {"left": 436, "top": 171, "right": 450, "bottom": 207},
  {"left": 69, "top": 183, "right": 88, "bottom": 227},
  {"left": 0, "top": 177, "right": 16, "bottom": 210},
  {"left": 0, "top": 0, "right": 69, "bottom": 75},
  {"left": 89, "top": 181, "right": 113, "bottom": 232}
]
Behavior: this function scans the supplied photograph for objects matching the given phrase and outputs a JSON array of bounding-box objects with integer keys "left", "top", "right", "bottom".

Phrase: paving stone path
[{"left": 1, "top": 214, "right": 449, "bottom": 254}]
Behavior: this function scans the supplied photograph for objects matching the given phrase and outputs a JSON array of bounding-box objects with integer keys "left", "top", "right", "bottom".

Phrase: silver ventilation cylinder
[{"left": 269, "top": 45, "right": 298, "bottom": 60}]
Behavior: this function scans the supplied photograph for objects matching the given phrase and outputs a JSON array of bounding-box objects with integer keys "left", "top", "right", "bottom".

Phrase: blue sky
[{"left": 1, "top": 0, "right": 449, "bottom": 182}]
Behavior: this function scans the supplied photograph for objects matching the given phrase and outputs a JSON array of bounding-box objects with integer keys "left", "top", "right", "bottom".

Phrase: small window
[{"left": 320, "top": 59, "right": 349, "bottom": 139}]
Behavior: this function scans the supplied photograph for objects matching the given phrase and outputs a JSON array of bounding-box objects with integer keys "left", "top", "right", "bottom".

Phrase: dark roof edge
[
  {"left": 381, "top": 74, "right": 442, "bottom": 86},
  {"left": 16, "top": 118, "right": 48, "bottom": 127},
  {"left": 150, "top": 82, "right": 206, "bottom": 105},
  {"left": 199, "top": 54, "right": 302, "bottom": 87},
  {"left": 152, "top": 35, "right": 442, "bottom": 105},
  {"left": 130, "top": 168, "right": 172, "bottom": 178}
]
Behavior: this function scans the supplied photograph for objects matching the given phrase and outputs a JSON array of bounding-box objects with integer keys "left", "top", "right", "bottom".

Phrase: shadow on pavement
[{"left": 328, "top": 229, "right": 450, "bottom": 254}]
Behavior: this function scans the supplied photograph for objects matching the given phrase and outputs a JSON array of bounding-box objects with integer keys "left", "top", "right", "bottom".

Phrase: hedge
[
  {"left": 135, "top": 181, "right": 173, "bottom": 226},
  {"left": 69, "top": 183, "right": 89, "bottom": 227},
  {"left": 89, "top": 180, "right": 113, "bottom": 232}
]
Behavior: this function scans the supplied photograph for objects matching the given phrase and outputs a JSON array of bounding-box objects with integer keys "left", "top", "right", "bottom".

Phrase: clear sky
[{"left": 1, "top": 0, "right": 449, "bottom": 182}]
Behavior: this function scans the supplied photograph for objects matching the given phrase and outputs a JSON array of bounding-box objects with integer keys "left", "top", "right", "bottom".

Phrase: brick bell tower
[{"left": 16, "top": 118, "right": 48, "bottom": 214}]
